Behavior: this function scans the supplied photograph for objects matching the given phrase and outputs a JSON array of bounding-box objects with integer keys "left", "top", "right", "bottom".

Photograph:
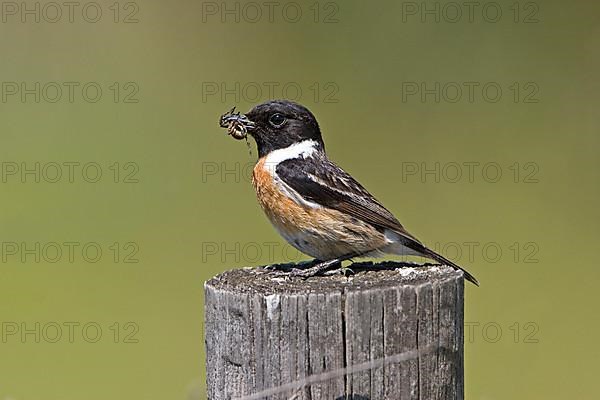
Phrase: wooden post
[{"left": 204, "top": 262, "right": 464, "bottom": 400}]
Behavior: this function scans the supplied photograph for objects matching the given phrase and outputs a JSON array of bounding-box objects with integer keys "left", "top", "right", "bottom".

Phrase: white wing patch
[
  {"left": 263, "top": 140, "right": 322, "bottom": 209},
  {"left": 273, "top": 174, "right": 322, "bottom": 209},
  {"left": 308, "top": 173, "right": 354, "bottom": 196}
]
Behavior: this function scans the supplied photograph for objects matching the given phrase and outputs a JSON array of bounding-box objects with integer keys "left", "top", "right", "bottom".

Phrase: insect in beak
[{"left": 219, "top": 107, "right": 255, "bottom": 140}]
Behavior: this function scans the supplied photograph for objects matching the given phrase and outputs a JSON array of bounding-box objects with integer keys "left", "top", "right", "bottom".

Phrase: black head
[{"left": 243, "top": 100, "right": 325, "bottom": 158}]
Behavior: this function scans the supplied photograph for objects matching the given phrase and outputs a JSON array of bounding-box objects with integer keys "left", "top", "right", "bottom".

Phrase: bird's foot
[
  {"left": 263, "top": 260, "right": 313, "bottom": 273},
  {"left": 261, "top": 260, "right": 320, "bottom": 278},
  {"left": 288, "top": 259, "right": 344, "bottom": 279}
]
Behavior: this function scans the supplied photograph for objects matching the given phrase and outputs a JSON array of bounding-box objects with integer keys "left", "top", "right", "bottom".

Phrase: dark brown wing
[{"left": 275, "top": 154, "right": 420, "bottom": 242}]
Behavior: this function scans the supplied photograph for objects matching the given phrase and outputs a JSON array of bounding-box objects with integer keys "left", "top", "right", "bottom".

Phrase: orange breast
[
  {"left": 252, "top": 157, "right": 311, "bottom": 232},
  {"left": 251, "top": 157, "right": 386, "bottom": 260}
]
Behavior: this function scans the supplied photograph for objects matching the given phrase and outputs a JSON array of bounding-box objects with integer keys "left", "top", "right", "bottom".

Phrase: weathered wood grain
[{"left": 205, "top": 262, "right": 464, "bottom": 400}]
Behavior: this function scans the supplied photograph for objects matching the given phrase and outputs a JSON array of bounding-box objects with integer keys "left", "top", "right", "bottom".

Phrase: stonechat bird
[{"left": 219, "top": 100, "right": 478, "bottom": 285}]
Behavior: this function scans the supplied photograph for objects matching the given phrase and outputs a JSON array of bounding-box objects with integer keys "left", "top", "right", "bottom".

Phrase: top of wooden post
[
  {"left": 205, "top": 261, "right": 464, "bottom": 295},
  {"left": 204, "top": 261, "right": 465, "bottom": 400}
]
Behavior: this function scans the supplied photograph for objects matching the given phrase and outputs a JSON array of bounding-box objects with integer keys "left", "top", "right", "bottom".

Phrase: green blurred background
[{"left": 0, "top": 0, "right": 598, "bottom": 398}]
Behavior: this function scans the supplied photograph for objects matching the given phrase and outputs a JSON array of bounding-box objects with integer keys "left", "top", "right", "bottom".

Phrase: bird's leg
[
  {"left": 288, "top": 258, "right": 343, "bottom": 278},
  {"left": 289, "top": 251, "right": 370, "bottom": 278}
]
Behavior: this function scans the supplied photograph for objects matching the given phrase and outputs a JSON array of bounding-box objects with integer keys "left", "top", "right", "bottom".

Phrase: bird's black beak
[{"left": 219, "top": 107, "right": 256, "bottom": 140}]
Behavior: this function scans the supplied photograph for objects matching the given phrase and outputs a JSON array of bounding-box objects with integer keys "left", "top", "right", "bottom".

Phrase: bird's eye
[{"left": 268, "top": 113, "right": 286, "bottom": 128}]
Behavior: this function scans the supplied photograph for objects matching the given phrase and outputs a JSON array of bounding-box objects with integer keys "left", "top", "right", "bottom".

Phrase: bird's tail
[
  {"left": 397, "top": 237, "right": 479, "bottom": 286},
  {"left": 420, "top": 245, "right": 479, "bottom": 286}
]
